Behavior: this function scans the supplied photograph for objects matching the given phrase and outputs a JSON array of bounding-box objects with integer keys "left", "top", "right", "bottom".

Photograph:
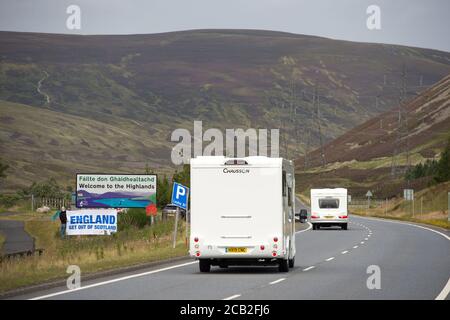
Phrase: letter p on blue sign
[{"left": 171, "top": 182, "right": 189, "bottom": 210}]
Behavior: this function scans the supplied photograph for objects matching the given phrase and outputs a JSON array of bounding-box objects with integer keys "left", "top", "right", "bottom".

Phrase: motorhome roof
[
  {"left": 191, "top": 156, "right": 286, "bottom": 166},
  {"left": 311, "top": 188, "right": 348, "bottom": 195}
]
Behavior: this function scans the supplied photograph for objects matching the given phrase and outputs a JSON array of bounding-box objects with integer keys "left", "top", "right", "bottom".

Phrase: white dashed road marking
[
  {"left": 303, "top": 266, "right": 315, "bottom": 271},
  {"left": 223, "top": 294, "right": 241, "bottom": 300},
  {"left": 30, "top": 261, "right": 198, "bottom": 300},
  {"left": 269, "top": 278, "right": 286, "bottom": 285},
  {"left": 355, "top": 215, "right": 450, "bottom": 300}
]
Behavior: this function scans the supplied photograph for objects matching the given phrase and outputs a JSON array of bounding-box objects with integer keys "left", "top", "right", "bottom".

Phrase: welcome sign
[
  {"left": 76, "top": 174, "right": 157, "bottom": 208},
  {"left": 66, "top": 209, "right": 117, "bottom": 235}
]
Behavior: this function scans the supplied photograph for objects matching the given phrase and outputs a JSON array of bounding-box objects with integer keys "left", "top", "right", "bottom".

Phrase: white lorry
[
  {"left": 310, "top": 188, "right": 348, "bottom": 230},
  {"left": 190, "top": 156, "right": 296, "bottom": 273}
]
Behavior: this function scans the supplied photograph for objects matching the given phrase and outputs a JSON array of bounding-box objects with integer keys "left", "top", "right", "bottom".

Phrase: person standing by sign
[{"left": 59, "top": 206, "right": 67, "bottom": 239}]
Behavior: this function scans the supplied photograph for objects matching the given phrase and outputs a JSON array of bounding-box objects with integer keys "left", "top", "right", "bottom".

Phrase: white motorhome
[
  {"left": 310, "top": 188, "right": 348, "bottom": 230},
  {"left": 190, "top": 156, "right": 296, "bottom": 272}
]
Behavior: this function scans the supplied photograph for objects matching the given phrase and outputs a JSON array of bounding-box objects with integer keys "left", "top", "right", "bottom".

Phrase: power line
[
  {"left": 390, "top": 64, "right": 411, "bottom": 178},
  {"left": 314, "top": 84, "right": 326, "bottom": 168}
]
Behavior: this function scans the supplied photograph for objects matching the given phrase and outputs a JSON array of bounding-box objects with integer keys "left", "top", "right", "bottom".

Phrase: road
[
  {"left": 36, "top": 70, "right": 50, "bottom": 105},
  {"left": 0, "top": 218, "right": 34, "bottom": 254},
  {"left": 9, "top": 200, "right": 450, "bottom": 300}
]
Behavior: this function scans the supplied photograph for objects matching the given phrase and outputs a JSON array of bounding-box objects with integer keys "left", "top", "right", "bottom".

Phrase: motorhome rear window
[
  {"left": 224, "top": 159, "right": 248, "bottom": 165},
  {"left": 319, "top": 198, "right": 339, "bottom": 209}
]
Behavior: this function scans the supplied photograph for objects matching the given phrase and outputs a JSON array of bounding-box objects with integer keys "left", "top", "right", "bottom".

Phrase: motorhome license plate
[
  {"left": 226, "top": 247, "right": 247, "bottom": 253},
  {"left": 325, "top": 215, "right": 334, "bottom": 219}
]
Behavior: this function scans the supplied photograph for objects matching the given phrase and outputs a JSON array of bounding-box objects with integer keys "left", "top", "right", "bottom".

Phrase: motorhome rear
[
  {"left": 190, "top": 156, "right": 296, "bottom": 272},
  {"left": 310, "top": 188, "right": 348, "bottom": 230}
]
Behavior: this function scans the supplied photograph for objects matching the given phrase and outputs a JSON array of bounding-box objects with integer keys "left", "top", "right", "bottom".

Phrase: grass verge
[
  {"left": 351, "top": 208, "right": 450, "bottom": 230},
  {"left": 0, "top": 212, "right": 189, "bottom": 293},
  {"left": 351, "top": 182, "right": 450, "bottom": 229},
  {"left": 0, "top": 232, "right": 5, "bottom": 254}
]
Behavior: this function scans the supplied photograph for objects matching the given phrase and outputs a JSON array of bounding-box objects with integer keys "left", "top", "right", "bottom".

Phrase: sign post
[
  {"left": 420, "top": 197, "right": 423, "bottom": 216},
  {"left": 173, "top": 207, "right": 179, "bottom": 249},
  {"left": 171, "top": 182, "right": 189, "bottom": 249},
  {"left": 366, "top": 190, "right": 373, "bottom": 209},
  {"left": 146, "top": 203, "right": 158, "bottom": 225},
  {"left": 403, "top": 189, "right": 414, "bottom": 216}
]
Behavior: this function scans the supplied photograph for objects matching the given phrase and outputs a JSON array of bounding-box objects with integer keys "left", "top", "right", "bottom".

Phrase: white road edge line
[
  {"left": 325, "top": 257, "right": 335, "bottom": 261},
  {"left": 296, "top": 222, "right": 312, "bottom": 234},
  {"left": 303, "top": 266, "right": 315, "bottom": 271},
  {"left": 341, "top": 251, "right": 348, "bottom": 254},
  {"left": 29, "top": 261, "right": 198, "bottom": 300},
  {"left": 353, "top": 245, "right": 358, "bottom": 248},
  {"left": 436, "top": 278, "right": 450, "bottom": 300},
  {"left": 354, "top": 215, "right": 450, "bottom": 300},
  {"left": 269, "top": 278, "right": 286, "bottom": 285},
  {"left": 355, "top": 215, "right": 450, "bottom": 241},
  {"left": 223, "top": 294, "right": 241, "bottom": 300},
  {"left": 360, "top": 241, "right": 365, "bottom": 244}
]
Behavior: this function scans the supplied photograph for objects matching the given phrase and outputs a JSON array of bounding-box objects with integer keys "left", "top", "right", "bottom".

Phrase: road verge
[{"left": 0, "top": 254, "right": 190, "bottom": 299}]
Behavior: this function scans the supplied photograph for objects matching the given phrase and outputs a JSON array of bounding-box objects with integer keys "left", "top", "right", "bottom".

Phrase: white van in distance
[
  {"left": 190, "top": 156, "right": 296, "bottom": 273},
  {"left": 310, "top": 188, "right": 348, "bottom": 230}
]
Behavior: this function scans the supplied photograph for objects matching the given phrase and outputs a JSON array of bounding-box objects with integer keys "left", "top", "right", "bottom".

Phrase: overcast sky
[{"left": 0, "top": 0, "right": 449, "bottom": 52}]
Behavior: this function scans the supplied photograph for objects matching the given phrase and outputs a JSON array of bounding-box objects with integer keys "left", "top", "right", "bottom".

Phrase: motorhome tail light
[
  {"left": 272, "top": 251, "right": 277, "bottom": 257},
  {"left": 260, "top": 245, "right": 265, "bottom": 250},
  {"left": 273, "top": 237, "right": 278, "bottom": 242},
  {"left": 273, "top": 244, "right": 278, "bottom": 249},
  {"left": 195, "top": 251, "right": 201, "bottom": 257},
  {"left": 339, "top": 215, "right": 348, "bottom": 219},
  {"left": 194, "top": 237, "right": 199, "bottom": 243},
  {"left": 311, "top": 214, "right": 319, "bottom": 219}
]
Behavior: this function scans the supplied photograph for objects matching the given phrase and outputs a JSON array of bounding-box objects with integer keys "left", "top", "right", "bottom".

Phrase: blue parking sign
[{"left": 171, "top": 182, "right": 189, "bottom": 210}]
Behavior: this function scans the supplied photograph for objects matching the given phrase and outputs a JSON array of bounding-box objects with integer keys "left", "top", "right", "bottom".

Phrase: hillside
[
  {"left": 351, "top": 181, "right": 450, "bottom": 229},
  {"left": 0, "top": 100, "right": 173, "bottom": 190},
  {"left": 1, "top": 29, "right": 450, "bottom": 190},
  {"left": 295, "top": 74, "right": 450, "bottom": 198}
]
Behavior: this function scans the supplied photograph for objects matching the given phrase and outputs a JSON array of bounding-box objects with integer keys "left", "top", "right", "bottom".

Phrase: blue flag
[{"left": 51, "top": 210, "right": 61, "bottom": 221}]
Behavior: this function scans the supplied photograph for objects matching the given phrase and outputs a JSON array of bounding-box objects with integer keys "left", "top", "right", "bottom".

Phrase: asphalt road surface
[
  {"left": 9, "top": 202, "right": 450, "bottom": 300},
  {"left": 295, "top": 197, "right": 309, "bottom": 212},
  {"left": 0, "top": 217, "right": 34, "bottom": 254}
]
